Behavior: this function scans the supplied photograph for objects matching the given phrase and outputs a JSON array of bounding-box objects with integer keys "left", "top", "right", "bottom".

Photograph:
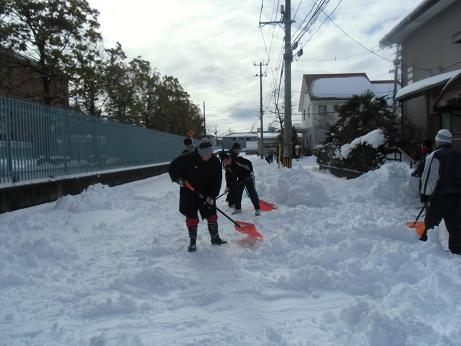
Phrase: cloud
[{"left": 88, "top": 0, "right": 422, "bottom": 134}]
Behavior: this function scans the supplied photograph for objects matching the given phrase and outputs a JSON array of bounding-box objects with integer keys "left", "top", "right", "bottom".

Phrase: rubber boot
[
  {"left": 188, "top": 227, "right": 197, "bottom": 252},
  {"left": 208, "top": 222, "right": 227, "bottom": 245}
]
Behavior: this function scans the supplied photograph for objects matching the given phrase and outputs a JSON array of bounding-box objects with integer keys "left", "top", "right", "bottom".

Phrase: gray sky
[{"left": 88, "top": 0, "right": 421, "bottom": 135}]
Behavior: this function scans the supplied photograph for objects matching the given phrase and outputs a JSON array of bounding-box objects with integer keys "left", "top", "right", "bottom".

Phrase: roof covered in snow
[
  {"left": 301, "top": 74, "right": 399, "bottom": 104},
  {"left": 304, "top": 73, "right": 374, "bottom": 101},
  {"left": 222, "top": 132, "right": 258, "bottom": 138},
  {"left": 396, "top": 69, "right": 461, "bottom": 101}
]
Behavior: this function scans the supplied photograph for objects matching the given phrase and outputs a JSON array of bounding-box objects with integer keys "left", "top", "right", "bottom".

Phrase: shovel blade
[
  {"left": 234, "top": 221, "right": 263, "bottom": 239},
  {"left": 259, "top": 199, "right": 277, "bottom": 211},
  {"left": 406, "top": 221, "right": 426, "bottom": 237}
]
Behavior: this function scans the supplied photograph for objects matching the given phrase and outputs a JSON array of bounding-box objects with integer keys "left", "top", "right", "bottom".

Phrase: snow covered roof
[
  {"left": 371, "top": 81, "right": 398, "bottom": 97},
  {"left": 396, "top": 69, "right": 461, "bottom": 101},
  {"left": 222, "top": 132, "right": 257, "bottom": 138},
  {"left": 302, "top": 74, "right": 398, "bottom": 103},
  {"left": 305, "top": 73, "right": 375, "bottom": 100},
  {"left": 380, "top": 0, "right": 457, "bottom": 47}
]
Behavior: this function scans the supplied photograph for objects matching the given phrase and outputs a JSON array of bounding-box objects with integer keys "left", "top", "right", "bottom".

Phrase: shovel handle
[
  {"left": 413, "top": 205, "right": 426, "bottom": 225},
  {"left": 184, "top": 182, "right": 241, "bottom": 228}
]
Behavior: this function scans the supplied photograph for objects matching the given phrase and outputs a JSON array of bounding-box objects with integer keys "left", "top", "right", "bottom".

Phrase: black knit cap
[{"left": 231, "top": 142, "right": 241, "bottom": 149}]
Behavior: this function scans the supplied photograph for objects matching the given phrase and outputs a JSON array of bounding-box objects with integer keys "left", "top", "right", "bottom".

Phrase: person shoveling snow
[{"left": 418, "top": 129, "right": 461, "bottom": 254}]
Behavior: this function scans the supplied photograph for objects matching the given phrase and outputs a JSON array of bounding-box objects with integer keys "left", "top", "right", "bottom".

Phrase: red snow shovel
[
  {"left": 184, "top": 182, "right": 263, "bottom": 240},
  {"left": 259, "top": 199, "right": 277, "bottom": 211},
  {"left": 243, "top": 187, "right": 277, "bottom": 211},
  {"left": 406, "top": 205, "right": 426, "bottom": 237}
]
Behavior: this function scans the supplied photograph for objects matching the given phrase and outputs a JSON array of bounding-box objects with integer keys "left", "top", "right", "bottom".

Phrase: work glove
[
  {"left": 176, "top": 178, "right": 184, "bottom": 187},
  {"left": 205, "top": 196, "right": 215, "bottom": 206},
  {"left": 420, "top": 194, "right": 430, "bottom": 204}
]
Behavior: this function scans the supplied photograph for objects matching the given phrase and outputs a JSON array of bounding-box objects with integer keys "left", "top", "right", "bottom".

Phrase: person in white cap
[{"left": 420, "top": 129, "right": 461, "bottom": 254}]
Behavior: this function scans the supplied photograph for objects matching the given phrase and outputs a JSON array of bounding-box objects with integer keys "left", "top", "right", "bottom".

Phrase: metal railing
[{"left": 0, "top": 96, "right": 187, "bottom": 186}]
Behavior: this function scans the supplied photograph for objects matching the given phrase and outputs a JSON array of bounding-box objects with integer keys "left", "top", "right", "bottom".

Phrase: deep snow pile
[{"left": 1, "top": 156, "right": 460, "bottom": 346}]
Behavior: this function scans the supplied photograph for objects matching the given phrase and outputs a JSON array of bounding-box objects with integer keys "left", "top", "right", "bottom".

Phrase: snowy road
[{"left": 1, "top": 156, "right": 461, "bottom": 346}]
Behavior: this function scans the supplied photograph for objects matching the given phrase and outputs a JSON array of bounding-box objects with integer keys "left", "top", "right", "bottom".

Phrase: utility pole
[
  {"left": 255, "top": 62, "right": 267, "bottom": 159},
  {"left": 283, "top": 0, "right": 292, "bottom": 168},
  {"left": 392, "top": 44, "right": 401, "bottom": 115},
  {"left": 203, "top": 101, "right": 206, "bottom": 136},
  {"left": 260, "top": 0, "right": 293, "bottom": 167}
]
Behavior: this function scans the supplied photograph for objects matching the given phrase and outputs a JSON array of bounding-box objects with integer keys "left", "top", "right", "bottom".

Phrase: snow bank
[
  {"left": 257, "top": 165, "right": 330, "bottom": 207},
  {"left": 1, "top": 155, "right": 461, "bottom": 346},
  {"left": 348, "top": 162, "right": 419, "bottom": 205},
  {"left": 340, "top": 129, "right": 386, "bottom": 158}
]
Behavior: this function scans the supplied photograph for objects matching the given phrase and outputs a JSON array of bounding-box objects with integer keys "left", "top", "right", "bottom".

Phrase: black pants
[
  {"left": 179, "top": 188, "right": 216, "bottom": 219},
  {"left": 424, "top": 193, "right": 461, "bottom": 254},
  {"left": 234, "top": 179, "right": 260, "bottom": 210}
]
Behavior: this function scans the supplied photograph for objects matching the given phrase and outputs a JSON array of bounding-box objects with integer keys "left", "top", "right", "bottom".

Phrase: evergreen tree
[{"left": 328, "top": 91, "right": 398, "bottom": 147}]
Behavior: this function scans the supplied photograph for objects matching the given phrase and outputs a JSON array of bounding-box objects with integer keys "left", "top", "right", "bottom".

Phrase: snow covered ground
[{"left": 1, "top": 156, "right": 460, "bottom": 346}]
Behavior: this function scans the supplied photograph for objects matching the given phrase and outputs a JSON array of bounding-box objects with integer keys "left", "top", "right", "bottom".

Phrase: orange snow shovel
[
  {"left": 185, "top": 182, "right": 263, "bottom": 240},
  {"left": 406, "top": 205, "right": 426, "bottom": 237},
  {"left": 259, "top": 199, "right": 277, "bottom": 211}
]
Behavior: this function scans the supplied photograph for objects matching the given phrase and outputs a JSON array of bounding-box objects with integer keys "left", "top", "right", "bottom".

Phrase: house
[
  {"left": 0, "top": 48, "right": 69, "bottom": 108},
  {"left": 220, "top": 132, "right": 258, "bottom": 152},
  {"left": 257, "top": 131, "right": 304, "bottom": 157},
  {"left": 380, "top": 0, "right": 461, "bottom": 148},
  {"left": 298, "top": 73, "right": 396, "bottom": 148}
]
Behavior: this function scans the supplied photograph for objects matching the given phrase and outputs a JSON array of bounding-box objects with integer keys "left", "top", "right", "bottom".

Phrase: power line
[
  {"left": 302, "top": 49, "right": 381, "bottom": 62},
  {"left": 259, "top": 0, "right": 264, "bottom": 24},
  {"left": 292, "top": 2, "right": 316, "bottom": 41},
  {"left": 319, "top": 5, "right": 393, "bottom": 63},
  {"left": 292, "top": 0, "right": 330, "bottom": 46},
  {"left": 292, "top": 0, "right": 303, "bottom": 20},
  {"left": 296, "top": 0, "right": 342, "bottom": 51}
]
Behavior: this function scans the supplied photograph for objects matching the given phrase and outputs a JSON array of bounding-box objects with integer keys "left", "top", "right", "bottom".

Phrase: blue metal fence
[{"left": 0, "top": 96, "right": 189, "bottom": 185}]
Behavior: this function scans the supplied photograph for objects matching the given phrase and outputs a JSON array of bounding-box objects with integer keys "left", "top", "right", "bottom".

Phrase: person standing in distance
[{"left": 182, "top": 137, "right": 195, "bottom": 154}]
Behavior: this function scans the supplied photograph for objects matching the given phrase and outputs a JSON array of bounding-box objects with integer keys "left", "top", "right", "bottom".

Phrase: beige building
[
  {"left": 298, "top": 73, "right": 395, "bottom": 148},
  {"left": 380, "top": 0, "right": 461, "bottom": 147}
]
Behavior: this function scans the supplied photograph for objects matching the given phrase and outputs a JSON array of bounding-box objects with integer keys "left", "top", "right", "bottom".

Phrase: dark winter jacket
[
  {"left": 169, "top": 150, "right": 222, "bottom": 198},
  {"left": 421, "top": 145, "right": 461, "bottom": 195},
  {"left": 228, "top": 152, "right": 254, "bottom": 181},
  {"left": 412, "top": 154, "right": 428, "bottom": 178}
]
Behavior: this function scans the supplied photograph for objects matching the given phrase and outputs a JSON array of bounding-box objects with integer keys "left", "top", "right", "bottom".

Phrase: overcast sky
[{"left": 87, "top": 0, "right": 421, "bottom": 135}]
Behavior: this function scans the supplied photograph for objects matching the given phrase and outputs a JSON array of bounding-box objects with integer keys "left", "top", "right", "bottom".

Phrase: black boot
[
  {"left": 208, "top": 222, "right": 227, "bottom": 245},
  {"left": 188, "top": 227, "right": 197, "bottom": 252}
]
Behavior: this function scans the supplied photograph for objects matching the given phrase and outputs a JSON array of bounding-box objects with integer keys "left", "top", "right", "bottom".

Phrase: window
[
  {"left": 407, "top": 65, "right": 414, "bottom": 85},
  {"left": 232, "top": 137, "right": 236, "bottom": 141},
  {"left": 441, "top": 113, "right": 452, "bottom": 130},
  {"left": 319, "top": 105, "right": 327, "bottom": 115},
  {"left": 246, "top": 137, "right": 250, "bottom": 140}
]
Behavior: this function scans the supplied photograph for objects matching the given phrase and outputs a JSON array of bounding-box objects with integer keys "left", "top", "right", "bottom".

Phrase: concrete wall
[{"left": 0, "top": 163, "right": 169, "bottom": 213}]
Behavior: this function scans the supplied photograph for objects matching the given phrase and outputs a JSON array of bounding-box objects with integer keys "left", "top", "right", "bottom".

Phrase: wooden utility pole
[
  {"left": 255, "top": 62, "right": 267, "bottom": 159},
  {"left": 260, "top": 0, "right": 293, "bottom": 167}
]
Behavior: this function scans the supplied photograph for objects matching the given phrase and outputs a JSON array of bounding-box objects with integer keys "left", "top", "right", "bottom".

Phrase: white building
[{"left": 298, "top": 73, "right": 396, "bottom": 148}]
